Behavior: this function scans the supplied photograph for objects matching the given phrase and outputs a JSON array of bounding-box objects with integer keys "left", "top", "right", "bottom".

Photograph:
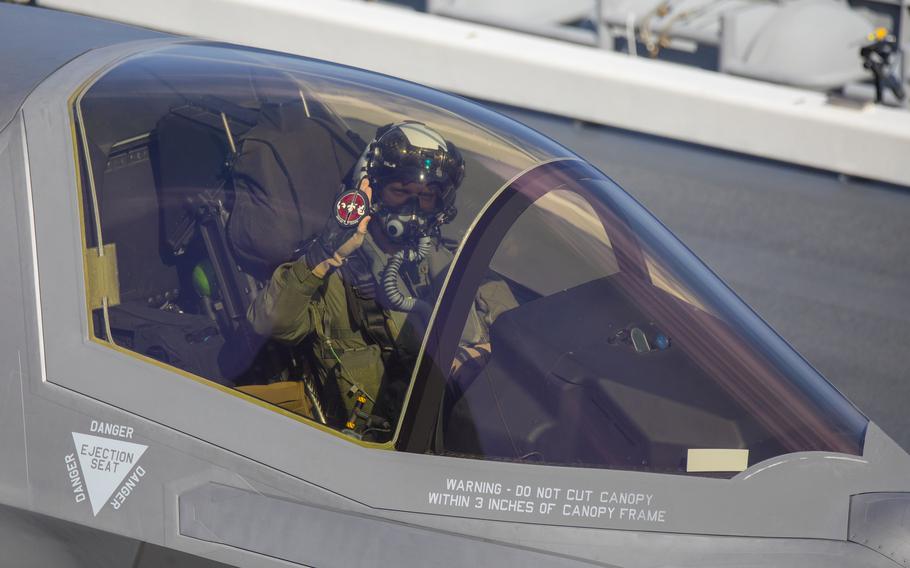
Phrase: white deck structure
[{"left": 40, "top": 0, "right": 910, "bottom": 187}]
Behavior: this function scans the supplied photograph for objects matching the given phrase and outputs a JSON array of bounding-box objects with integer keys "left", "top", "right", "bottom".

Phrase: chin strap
[{"left": 380, "top": 236, "right": 433, "bottom": 314}]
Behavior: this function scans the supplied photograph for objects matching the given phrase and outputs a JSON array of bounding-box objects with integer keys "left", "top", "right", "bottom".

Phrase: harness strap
[{"left": 344, "top": 281, "right": 395, "bottom": 352}]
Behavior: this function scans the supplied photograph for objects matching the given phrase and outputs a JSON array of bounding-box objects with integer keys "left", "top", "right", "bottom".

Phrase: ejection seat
[
  {"left": 153, "top": 97, "right": 260, "bottom": 383},
  {"left": 153, "top": 93, "right": 362, "bottom": 416}
]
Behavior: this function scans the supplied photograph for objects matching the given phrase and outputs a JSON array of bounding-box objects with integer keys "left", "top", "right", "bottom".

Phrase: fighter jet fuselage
[{"left": 1, "top": 4, "right": 910, "bottom": 568}]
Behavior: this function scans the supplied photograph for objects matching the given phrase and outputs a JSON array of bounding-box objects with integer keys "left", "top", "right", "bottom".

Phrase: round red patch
[{"left": 334, "top": 189, "right": 368, "bottom": 227}]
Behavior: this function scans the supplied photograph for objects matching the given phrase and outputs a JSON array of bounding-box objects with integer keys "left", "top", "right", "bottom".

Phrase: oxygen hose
[{"left": 381, "top": 236, "right": 433, "bottom": 314}]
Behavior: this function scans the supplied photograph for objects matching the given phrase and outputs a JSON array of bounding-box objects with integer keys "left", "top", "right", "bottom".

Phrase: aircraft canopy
[{"left": 72, "top": 43, "right": 867, "bottom": 476}]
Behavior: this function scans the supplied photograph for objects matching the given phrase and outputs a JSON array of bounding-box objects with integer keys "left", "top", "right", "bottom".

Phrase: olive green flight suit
[{"left": 248, "top": 233, "right": 515, "bottom": 424}]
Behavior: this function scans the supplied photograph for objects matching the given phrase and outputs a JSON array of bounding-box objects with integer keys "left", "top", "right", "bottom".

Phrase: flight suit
[{"left": 248, "top": 232, "right": 513, "bottom": 427}]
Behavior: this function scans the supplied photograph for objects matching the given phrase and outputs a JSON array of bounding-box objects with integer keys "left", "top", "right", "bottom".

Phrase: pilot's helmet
[{"left": 367, "top": 121, "right": 465, "bottom": 219}]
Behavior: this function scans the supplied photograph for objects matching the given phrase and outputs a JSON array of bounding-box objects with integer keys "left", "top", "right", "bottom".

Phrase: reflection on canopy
[
  {"left": 412, "top": 160, "right": 866, "bottom": 475},
  {"left": 73, "top": 41, "right": 565, "bottom": 444},
  {"left": 71, "top": 42, "right": 866, "bottom": 472}
]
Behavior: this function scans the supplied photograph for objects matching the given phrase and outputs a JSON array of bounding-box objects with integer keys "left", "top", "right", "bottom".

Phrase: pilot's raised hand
[
  {"left": 311, "top": 178, "right": 372, "bottom": 278},
  {"left": 334, "top": 178, "right": 372, "bottom": 255}
]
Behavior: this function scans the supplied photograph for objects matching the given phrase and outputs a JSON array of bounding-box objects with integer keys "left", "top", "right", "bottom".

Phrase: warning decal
[{"left": 71, "top": 432, "right": 147, "bottom": 516}]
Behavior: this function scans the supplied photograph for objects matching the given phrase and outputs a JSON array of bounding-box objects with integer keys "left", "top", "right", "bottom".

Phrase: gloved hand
[
  {"left": 307, "top": 178, "right": 372, "bottom": 278},
  {"left": 450, "top": 343, "right": 491, "bottom": 376}
]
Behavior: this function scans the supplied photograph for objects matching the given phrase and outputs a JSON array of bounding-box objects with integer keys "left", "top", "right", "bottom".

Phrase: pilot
[{"left": 248, "top": 122, "right": 510, "bottom": 439}]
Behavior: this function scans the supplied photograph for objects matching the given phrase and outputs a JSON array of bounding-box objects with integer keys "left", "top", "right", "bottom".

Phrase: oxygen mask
[{"left": 376, "top": 196, "right": 435, "bottom": 245}]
